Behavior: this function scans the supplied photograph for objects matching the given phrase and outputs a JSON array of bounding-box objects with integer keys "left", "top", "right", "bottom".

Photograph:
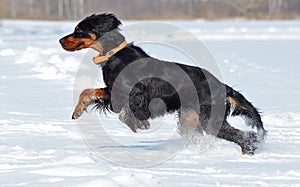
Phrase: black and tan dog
[{"left": 59, "top": 13, "right": 266, "bottom": 155}]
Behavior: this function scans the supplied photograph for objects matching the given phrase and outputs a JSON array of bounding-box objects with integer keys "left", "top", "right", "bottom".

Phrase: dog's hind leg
[
  {"left": 72, "top": 88, "right": 109, "bottom": 120},
  {"left": 177, "top": 109, "right": 204, "bottom": 144},
  {"left": 217, "top": 120, "right": 259, "bottom": 155},
  {"left": 226, "top": 86, "right": 267, "bottom": 140},
  {"left": 178, "top": 109, "right": 203, "bottom": 135}
]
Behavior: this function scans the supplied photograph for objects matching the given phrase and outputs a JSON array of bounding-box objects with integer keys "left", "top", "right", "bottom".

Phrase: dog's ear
[
  {"left": 95, "top": 13, "right": 122, "bottom": 31},
  {"left": 80, "top": 13, "right": 122, "bottom": 35}
]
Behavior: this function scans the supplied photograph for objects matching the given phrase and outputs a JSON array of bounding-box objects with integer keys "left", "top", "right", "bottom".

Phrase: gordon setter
[{"left": 59, "top": 13, "right": 266, "bottom": 155}]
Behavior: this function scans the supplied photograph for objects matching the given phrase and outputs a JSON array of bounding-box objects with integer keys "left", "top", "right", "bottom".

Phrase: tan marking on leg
[
  {"left": 72, "top": 88, "right": 106, "bottom": 119},
  {"left": 94, "top": 88, "right": 106, "bottom": 100},
  {"left": 242, "top": 149, "right": 246, "bottom": 155},
  {"left": 230, "top": 126, "right": 237, "bottom": 133},
  {"left": 228, "top": 96, "right": 237, "bottom": 111},
  {"left": 179, "top": 110, "right": 202, "bottom": 128}
]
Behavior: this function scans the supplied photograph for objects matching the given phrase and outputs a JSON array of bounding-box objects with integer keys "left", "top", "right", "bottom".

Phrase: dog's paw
[
  {"left": 72, "top": 113, "right": 78, "bottom": 120},
  {"left": 137, "top": 120, "right": 150, "bottom": 130},
  {"left": 241, "top": 131, "right": 259, "bottom": 155},
  {"left": 72, "top": 105, "right": 86, "bottom": 120},
  {"left": 125, "top": 121, "right": 150, "bottom": 133},
  {"left": 118, "top": 107, "right": 150, "bottom": 132},
  {"left": 72, "top": 111, "right": 82, "bottom": 120},
  {"left": 72, "top": 89, "right": 96, "bottom": 120}
]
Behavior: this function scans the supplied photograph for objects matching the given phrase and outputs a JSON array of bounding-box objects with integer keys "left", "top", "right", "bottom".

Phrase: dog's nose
[{"left": 59, "top": 38, "right": 65, "bottom": 44}]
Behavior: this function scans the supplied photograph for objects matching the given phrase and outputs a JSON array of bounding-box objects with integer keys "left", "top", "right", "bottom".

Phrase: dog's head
[{"left": 59, "top": 13, "right": 122, "bottom": 52}]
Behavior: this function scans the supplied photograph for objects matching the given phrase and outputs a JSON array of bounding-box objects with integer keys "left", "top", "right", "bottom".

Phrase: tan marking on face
[
  {"left": 89, "top": 33, "right": 97, "bottom": 40},
  {"left": 90, "top": 41, "right": 103, "bottom": 53},
  {"left": 60, "top": 36, "right": 95, "bottom": 52}
]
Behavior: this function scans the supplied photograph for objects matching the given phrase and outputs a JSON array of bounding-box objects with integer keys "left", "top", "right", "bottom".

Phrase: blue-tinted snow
[{"left": 0, "top": 19, "right": 300, "bottom": 186}]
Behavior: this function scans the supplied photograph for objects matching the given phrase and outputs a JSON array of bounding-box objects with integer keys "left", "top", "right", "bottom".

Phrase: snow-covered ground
[{"left": 0, "top": 19, "right": 300, "bottom": 186}]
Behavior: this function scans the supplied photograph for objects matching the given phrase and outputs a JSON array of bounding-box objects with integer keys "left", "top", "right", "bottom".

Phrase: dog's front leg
[
  {"left": 118, "top": 107, "right": 150, "bottom": 133},
  {"left": 72, "top": 88, "right": 107, "bottom": 119}
]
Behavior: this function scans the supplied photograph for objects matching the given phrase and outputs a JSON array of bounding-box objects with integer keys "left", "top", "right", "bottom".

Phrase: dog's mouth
[
  {"left": 62, "top": 40, "right": 93, "bottom": 52},
  {"left": 76, "top": 41, "right": 84, "bottom": 48},
  {"left": 62, "top": 41, "right": 85, "bottom": 52},
  {"left": 60, "top": 35, "right": 94, "bottom": 52}
]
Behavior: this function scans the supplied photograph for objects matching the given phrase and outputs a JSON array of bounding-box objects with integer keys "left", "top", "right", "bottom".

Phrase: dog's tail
[{"left": 226, "top": 85, "right": 267, "bottom": 140}]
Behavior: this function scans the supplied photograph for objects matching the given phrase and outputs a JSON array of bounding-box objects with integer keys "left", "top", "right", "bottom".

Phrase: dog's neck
[
  {"left": 92, "top": 29, "right": 127, "bottom": 64},
  {"left": 93, "top": 41, "right": 127, "bottom": 65}
]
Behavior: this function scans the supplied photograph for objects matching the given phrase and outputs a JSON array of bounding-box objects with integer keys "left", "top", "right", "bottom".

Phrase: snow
[
  {"left": 0, "top": 49, "right": 16, "bottom": 57},
  {"left": 0, "top": 19, "right": 300, "bottom": 186}
]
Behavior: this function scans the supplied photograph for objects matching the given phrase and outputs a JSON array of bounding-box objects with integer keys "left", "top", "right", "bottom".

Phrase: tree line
[{"left": 0, "top": 0, "right": 299, "bottom": 20}]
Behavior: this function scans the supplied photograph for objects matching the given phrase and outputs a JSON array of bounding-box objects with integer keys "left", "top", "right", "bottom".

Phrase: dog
[{"left": 59, "top": 13, "right": 266, "bottom": 155}]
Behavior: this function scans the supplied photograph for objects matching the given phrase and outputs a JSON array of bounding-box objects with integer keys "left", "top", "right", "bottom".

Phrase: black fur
[
  {"left": 78, "top": 13, "right": 122, "bottom": 37},
  {"left": 61, "top": 13, "right": 267, "bottom": 155}
]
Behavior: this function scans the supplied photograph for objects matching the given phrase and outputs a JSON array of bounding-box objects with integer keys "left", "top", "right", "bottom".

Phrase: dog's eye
[{"left": 75, "top": 27, "right": 83, "bottom": 32}]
